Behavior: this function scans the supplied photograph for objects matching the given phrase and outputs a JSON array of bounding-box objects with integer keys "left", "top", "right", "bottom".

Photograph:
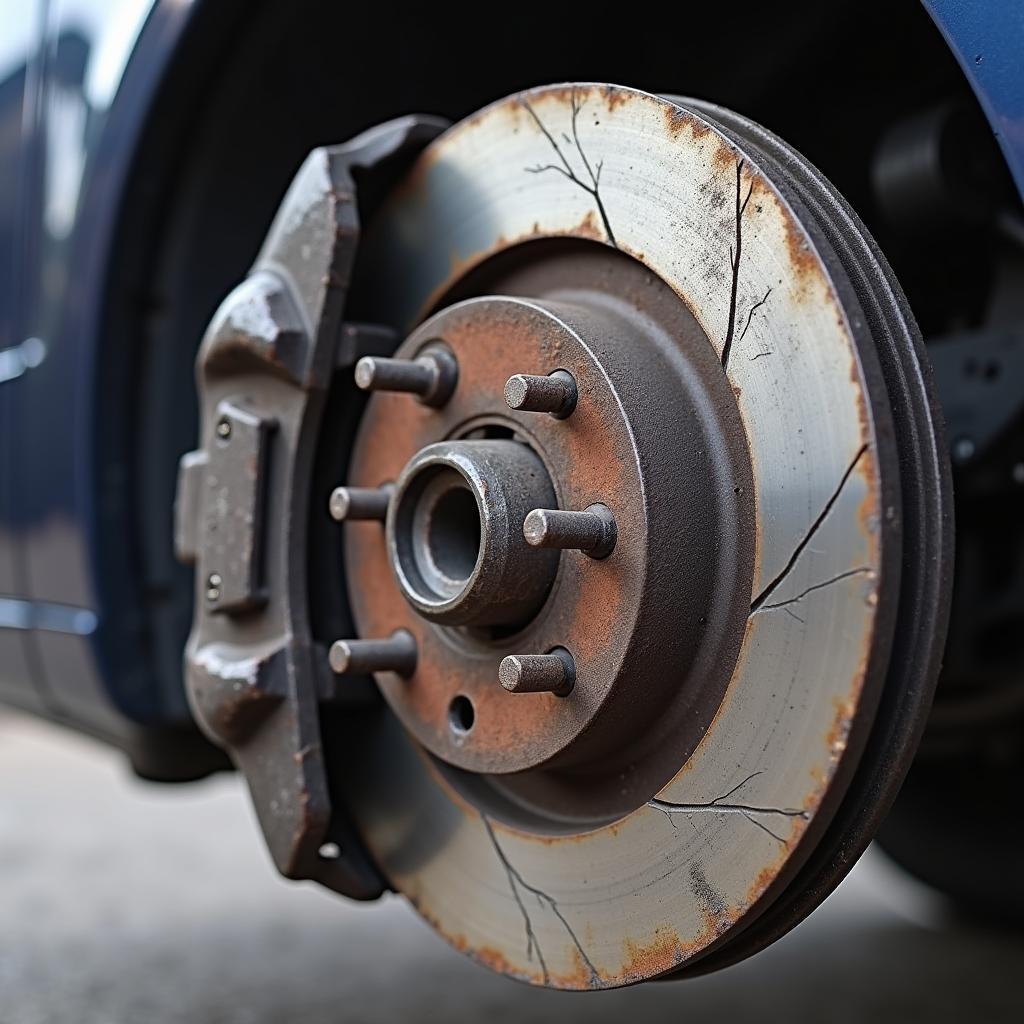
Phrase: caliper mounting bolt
[
  {"left": 523, "top": 503, "right": 617, "bottom": 559},
  {"left": 354, "top": 345, "right": 458, "bottom": 407},
  {"left": 499, "top": 648, "right": 576, "bottom": 696},
  {"left": 329, "top": 629, "right": 418, "bottom": 677},
  {"left": 329, "top": 484, "right": 393, "bottom": 522},
  {"left": 205, "top": 572, "right": 223, "bottom": 603},
  {"left": 504, "top": 369, "right": 577, "bottom": 418}
]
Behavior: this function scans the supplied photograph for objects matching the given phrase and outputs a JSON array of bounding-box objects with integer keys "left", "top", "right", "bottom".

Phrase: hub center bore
[
  {"left": 388, "top": 439, "right": 558, "bottom": 627},
  {"left": 421, "top": 474, "right": 478, "bottom": 588}
]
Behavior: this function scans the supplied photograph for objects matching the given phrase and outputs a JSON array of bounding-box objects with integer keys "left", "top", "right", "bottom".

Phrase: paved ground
[{"left": 0, "top": 711, "right": 1021, "bottom": 1024}]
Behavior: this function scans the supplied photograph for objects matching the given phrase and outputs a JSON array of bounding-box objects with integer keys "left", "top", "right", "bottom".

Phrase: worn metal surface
[
  {"left": 504, "top": 370, "right": 578, "bottom": 417},
  {"left": 523, "top": 505, "right": 617, "bottom": 558},
  {"left": 499, "top": 650, "right": 576, "bottom": 696},
  {"left": 345, "top": 283, "right": 751, "bottom": 790},
  {"left": 659, "top": 96, "right": 954, "bottom": 976},
  {"left": 174, "top": 114, "right": 447, "bottom": 900},
  {"left": 171, "top": 81, "right": 951, "bottom": 989},
  {"left": 191, "top": 400, "right": 274, "bottom": 616},
  {"left": 337, "top": 84, "right": 907, "bottom": 987},
  {"left": 355, "top": 347, "right": 459, "bottom": 407}
]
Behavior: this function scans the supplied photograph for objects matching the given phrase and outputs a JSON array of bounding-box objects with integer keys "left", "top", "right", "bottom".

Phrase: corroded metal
[
  {"left": 174, "top": 114, "right": 447, "bottom": 901},
  {"left": 386, "top": 439, "right": 558, "bottom": 627},
  {"left": 523, "top": 504, "right": 617, "bottom": 559},
  {"left": 345, "top": 287, "right": 749, "bottom": 784},
  {"left": 504, "top": 370, "right": 578, "bottom": 418},
  {"left": 676, "top": 96, "right": 952, "bottom": 976},
  {"left": 499, "top": 650, "right": 576, "bottom": 696},
  {"left": 337, "top": 84, "right": 909, "bottom": 988},
  {"left": 177, "top": 82, "right": 952, "bottom": 992}
]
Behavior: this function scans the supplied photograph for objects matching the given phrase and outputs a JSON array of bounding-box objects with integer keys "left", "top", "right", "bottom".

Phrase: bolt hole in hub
[
  {"left": 411, "top": 469, "right": 481, "bottom": 599},
  {"left": 448, "top": 695, "right": 476, "bottom": 735},
  {"left": 428, "top": 487, "right": 480, "bottom": 582}
]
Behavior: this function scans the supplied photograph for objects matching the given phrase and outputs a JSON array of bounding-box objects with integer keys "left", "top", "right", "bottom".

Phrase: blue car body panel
[
  {"left": 0, "top": 0, "right": 187, "bottom": 738},
  {"left": 924, "top": 0, "right": 1024, "bottom": 196}
]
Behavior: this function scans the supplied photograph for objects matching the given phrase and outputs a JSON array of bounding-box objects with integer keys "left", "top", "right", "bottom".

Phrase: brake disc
[{"left": 178, "top": 84, "right": 951, "bottom": 989}]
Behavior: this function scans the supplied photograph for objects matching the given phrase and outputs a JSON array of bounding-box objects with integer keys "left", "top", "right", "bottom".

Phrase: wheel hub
[{"left": 342, "top": 272, "right": 752, "bottom": 803}]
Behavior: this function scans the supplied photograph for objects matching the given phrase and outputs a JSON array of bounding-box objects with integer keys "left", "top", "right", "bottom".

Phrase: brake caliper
[{"left": 175, "top": 115, "right": 446, "bottom": 899}]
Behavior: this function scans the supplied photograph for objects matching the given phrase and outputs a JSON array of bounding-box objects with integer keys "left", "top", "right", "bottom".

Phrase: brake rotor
[
  {"left": 177, "top": 84, "right": 950, "bottom": 990},
  {"left": 321, "top": 84, "right": 950, "bottom": 987}
]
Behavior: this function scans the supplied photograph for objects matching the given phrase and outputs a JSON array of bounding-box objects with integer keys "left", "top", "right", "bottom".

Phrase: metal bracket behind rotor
[{"left": 174, "top": 115, "right": 448, "bottom": 899}]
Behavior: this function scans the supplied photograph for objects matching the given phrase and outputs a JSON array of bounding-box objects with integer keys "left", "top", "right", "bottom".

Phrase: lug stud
[
  {"left": 523, "top": 503, "right": 617, "bottom": 559},
  {"left": 329, "top": 484, "right": 392, "bottom": 522},
  {"left": 329, "top": 629, "right": 417, "bottom": 677},
  {"left": 499, "top": 648, "right": 575, "bottom": 696},
  {"left": 504, "top": 370, "right": 577, "bottom": 418},
  {"left": 354, "top": 345, "right": 458, "bottom": 407}
]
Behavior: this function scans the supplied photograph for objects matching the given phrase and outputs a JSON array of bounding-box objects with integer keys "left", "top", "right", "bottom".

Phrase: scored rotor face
[{"left": 330, "top": 84, "right": 935, "bottom": 988}]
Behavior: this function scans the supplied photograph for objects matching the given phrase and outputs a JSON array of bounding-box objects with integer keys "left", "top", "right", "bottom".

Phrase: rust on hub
[{"left": 339, "top": 247, "right": 754, "bottom": 821}]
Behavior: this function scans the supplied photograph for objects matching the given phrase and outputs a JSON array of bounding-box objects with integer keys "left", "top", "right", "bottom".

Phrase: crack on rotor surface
[
  {"left": 482, "top": 815, "right": 600, "bottom": 987},
  {"left": 482, "top": 816, "right": 547, "bottom": 981},
  {"left": 523, "top": 90, "right": 618, "bottom": 249},
  {"left": 738, "top": 286, "right": 772, "bottom": 345},
  {"left": 754, "top": 566, "right": 874, "bottom": 615},
  {"left": 750, "top": 444, "right": 869, "bottom": 613},
  {"left": 648, "top": 771, "right": 808, "bottom": 846},
  {"left": 720, "top": 159, "right": 756, "bottom": 370}
]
